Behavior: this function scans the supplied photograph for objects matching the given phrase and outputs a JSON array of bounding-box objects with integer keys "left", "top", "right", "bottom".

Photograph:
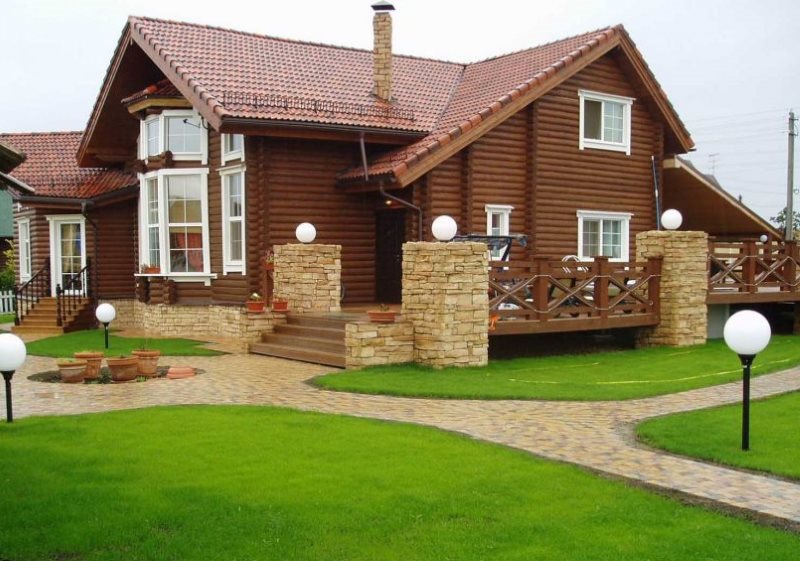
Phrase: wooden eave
[{"left": 126, "top": 97, "right": 193, "bottom": 114}]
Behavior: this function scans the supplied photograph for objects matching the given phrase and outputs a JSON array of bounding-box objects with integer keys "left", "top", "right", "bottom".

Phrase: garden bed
[{"left": 28, "top": 366, "right": 205, "bottom": 384}]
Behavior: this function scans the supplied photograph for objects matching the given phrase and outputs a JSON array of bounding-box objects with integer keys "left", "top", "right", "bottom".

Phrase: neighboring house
[
  {"left": 0, "top": 3, "right": 777, "bottom": 342},
  {"left": 0, "top": 140, "right": 27, "bottom": 270}
]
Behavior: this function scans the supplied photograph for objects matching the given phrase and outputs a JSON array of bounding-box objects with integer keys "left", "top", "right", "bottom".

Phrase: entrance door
[
  {"left": 50, "top": 217, "right": 86, "bottom": 295},
  {"left": 375, "top": 210, "right": 405, "bottom": 303}
]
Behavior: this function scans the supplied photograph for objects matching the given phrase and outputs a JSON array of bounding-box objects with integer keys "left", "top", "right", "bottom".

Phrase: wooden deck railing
[
  {"left": 708, "top": 240, "right": 800, "bottom": 302},
  {"left": 14, "top": 262, "right": 50, "bottom": 325},
  {"left": 488, "top": 256, "right": 662, "bottom": 335}
]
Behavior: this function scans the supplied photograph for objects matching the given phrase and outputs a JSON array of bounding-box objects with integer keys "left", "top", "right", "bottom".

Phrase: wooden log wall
[{"left": 90, "top": 199, "right": 137, "bottom": 298}]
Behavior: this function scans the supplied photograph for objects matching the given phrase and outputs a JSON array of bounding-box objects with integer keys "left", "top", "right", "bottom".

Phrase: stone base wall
[
  {"left": 345, "top": 320, "right": 414, "bottom": 369},
  {"left": 102, "top": 300, "right": 281, "bottom": 351},
  {"left": 402, "top": 242, "right": 488, "bottom": 368},
  {"left": 635, "top": 230, "right": 708, "bottom": 347},
  {"left": 274, "top": 244, "right": 341, "bottom": 313}
]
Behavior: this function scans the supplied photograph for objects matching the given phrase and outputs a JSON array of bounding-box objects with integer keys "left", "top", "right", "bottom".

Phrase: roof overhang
[
  {"left": 663, "top": 156, "right": 781, "bottom": 239},
  {"left": 13, "top": 184, "right": 139, "bottom": 209},
  {"left": 0, "top": 171, "right": 35, "bottom": 195},
  {"left": 0, "top": 141, "right": 25, "bottom": 173}
]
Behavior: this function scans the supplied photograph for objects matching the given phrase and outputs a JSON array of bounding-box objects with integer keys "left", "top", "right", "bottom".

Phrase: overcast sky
[{"left": 1, "top": 0, "right": 797, "bottom": 224}]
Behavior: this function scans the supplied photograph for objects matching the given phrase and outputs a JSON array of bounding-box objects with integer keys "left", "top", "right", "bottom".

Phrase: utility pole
[{"left": 787, "top": 110, "right": 796, "bottom": 240}]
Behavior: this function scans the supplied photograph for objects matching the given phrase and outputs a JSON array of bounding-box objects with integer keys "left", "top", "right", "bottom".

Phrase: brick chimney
[{"left": 371, "top": 1, "right": 395, "bottom": 101}]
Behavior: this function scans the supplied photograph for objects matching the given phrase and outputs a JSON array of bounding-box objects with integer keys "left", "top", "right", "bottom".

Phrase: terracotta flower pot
[
  {"left": 167, "top": 366, "right": 195, "bottom": 379},
  {"left": 272, "top": 300, "right": 289, "bottom": 313},
  {"left": 368, "top": 310, "right": 397, "bottom": 323},
  {"left": 246, "top": 300, "right": 265, "bottom": 313},
  {"left": 106, "top": 356, "right": 140, "bottom": 382},
  {"left": 57, "top": 359, "right": 87, "bottom": 383},
  {"left": 132, "top": 349, "right": 161, "bottom": 377},
  {"left": 73, "top": 352, "right": 103, "bottom": 380}
]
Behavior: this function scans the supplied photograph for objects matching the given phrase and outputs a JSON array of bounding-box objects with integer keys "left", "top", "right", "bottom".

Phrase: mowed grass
[
  {"left": 0, "top": 407, "right": 798, "bottom": 560},
  {"left": 638, "top": 391, "right": 800, "bottom": 481},
  {"left": 315, "top": 336, "right": 800, "bottom": 400},
  {"left": 25, "top": 329, "right": 223, "bottom": 357}
]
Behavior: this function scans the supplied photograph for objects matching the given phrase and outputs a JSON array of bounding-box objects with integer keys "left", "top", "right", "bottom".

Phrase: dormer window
[
  {"left": 578, "top": 90, "right": 633, "bottom": 155},
  {"left": 139, "top": 110, "right": 208, "bottom": 164}
]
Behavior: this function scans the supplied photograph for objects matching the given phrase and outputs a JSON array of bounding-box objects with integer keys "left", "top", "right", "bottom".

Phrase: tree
[{"left": 770, "top": 207, "right": 800, "bottom": 238}]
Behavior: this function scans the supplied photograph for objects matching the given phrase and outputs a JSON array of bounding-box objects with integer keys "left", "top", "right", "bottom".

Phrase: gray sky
[{"left": 1, "top": 0, "right": 797, "bottom": 224}]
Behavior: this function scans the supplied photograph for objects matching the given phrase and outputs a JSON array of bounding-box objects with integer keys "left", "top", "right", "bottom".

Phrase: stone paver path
[{"left": 8, "top": 353, "right": 800, "bottom": 525}]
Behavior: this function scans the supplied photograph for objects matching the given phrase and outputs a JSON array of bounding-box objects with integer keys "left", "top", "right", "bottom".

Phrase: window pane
[
  {"left": 147, "top": 178, "right": 159, "bottom": 224},
  {"left": 146, "top": 120, "right": 160, "bottom": 156},
  {"left": 603, "top": 101, "right": 624, "bottom": 143},
  {"left": 229, "top": 221, "right": 243, "bottom": 261},
  {"left": 582, "top": 219, "right": 600, "bottom": 257},
  {"left": 226, "top": 134, "right": 243, "bottom": 154},
  {"left": 227, "top": 174, "right": 243, "bottom": 217},
  {"left": 169, "top": 225, "right": 204, "bottom": 272},
  {"left": 601, "top": 219, "right": 622, "bottom": 258},
  {"left": 166, "top": 116, "right": 201, "bottom": 154},
  {"left": 583, "top": 100, "right": 602, "bottom": 140},
  {"left": 148, "top": 227, "right": 160, "bottom": 265}
]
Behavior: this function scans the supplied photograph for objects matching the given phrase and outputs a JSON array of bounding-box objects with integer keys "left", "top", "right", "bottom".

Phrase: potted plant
[
  {"left": 131, "top": 340, "right": 161, "bottom": 377},
  {"left": 106, "top": 355, "right": 140, "bottom": 382},
  {"left": 272, "top": 297, "right": 289, "bottom": 313},
  {"left": 57, "top": 358, "right": 87, "bottom": 383},
  {"left": 247, "top": 292, "right": 266, "bottom": 313},
  {"left": 73, "top": 350, "right": 104, "bottom": 380},
  {"left": 140, "top": 263, "right": 161, "bottom": 275},
  {"left": 263, "top": 249, "right": 275, "bottom": 271},
  {"left": 368, "top": 304, "right": 397, "bottom": 323}
]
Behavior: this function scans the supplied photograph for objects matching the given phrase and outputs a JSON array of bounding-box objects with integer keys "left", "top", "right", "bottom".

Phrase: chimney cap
[{"left": 371, "top": 1, "right": 395, "bottom": 12}]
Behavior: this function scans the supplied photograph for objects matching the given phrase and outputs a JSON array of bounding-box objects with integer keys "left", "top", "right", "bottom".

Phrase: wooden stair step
[
  {"left": 261, "top": 333, "right": 345, "bottom": 354},
  {"left": 272, "top": 323, "right": 346, "bottom": 341},
  {"left": 285, "top": 315, "right": 352, "bottom": 330},
  {"left": 249, "top": 342, "right": 345, "bottom": 368}
]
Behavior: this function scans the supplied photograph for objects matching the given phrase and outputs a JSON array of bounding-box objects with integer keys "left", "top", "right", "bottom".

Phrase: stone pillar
[
  {"left": 402, "top": 242, "right": 488, "bottom": 368},
  {"left": 345, "top": 321, "right": 414, "bottom": 369},
  {"left": 274, "top": 244, "right": 341, "bottom": 313},
  {"left": 635, "top": 230, "right": 708, "bottom": 347}
]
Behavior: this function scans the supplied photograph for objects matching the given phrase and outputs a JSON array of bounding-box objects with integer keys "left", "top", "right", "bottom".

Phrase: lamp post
[
  {"left": 723, "top": 310, "right": 771, "bottom": 450},
  {"left": 95, "top": 303, "right": 116, "bottom": 350},
  {"left": 0, "top": 333, "right": 27, "bottom": 423},
  {"left": 432, "top": 215, "right": 457, "bottom": 242}
]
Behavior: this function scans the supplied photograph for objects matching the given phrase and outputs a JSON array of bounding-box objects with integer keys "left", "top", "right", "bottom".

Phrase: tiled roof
[
  {"left": 121, "top": 78, "right": 183, "bottom": 105},
  {"left": 0, "top": 139, "right": 25, "bottom": 173},
  {"left": 127, "top": 16, "right": 464, "bottom": 133},
  {"left": 0, "top": 132, "right": 137, "bottom": 199}
]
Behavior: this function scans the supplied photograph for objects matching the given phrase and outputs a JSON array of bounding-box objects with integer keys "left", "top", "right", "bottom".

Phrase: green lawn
[
  {"left": 0, "top": 311, "right": 14, "bottom": 324},
  {"left": 315, "top": 336, "right": 800, "bottom": 400},
  {"left": 26, "top": 329, "right": 223, "bottom": 357},
  {"left": 0, "top": 407, "right": 797, "bottom": 560},
  {"left": 638, "top": 391, "right": 800, "bottom": 481}
]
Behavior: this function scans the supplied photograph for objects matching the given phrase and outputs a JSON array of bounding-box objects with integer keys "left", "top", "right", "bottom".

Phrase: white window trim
[
  {"left": 46, "top": 215, "right": 86, "bottom": 296},
  {"left": 221, "top": 133, "right": 245, "bottom": 165},
  {"left": 578, "top": 90, "right": 634, "bottom": 156},
  {"left": 17, "top": 218, "right": 31, "bottom": 282},
  {"left": 138, "top": 168, "right": 215, "bottom": 285},
  {"left": 485, "top": 204, "right": 514, "bottom": 260},
  {"left": 576, "top": 209, "right": 632, "bottom": 262},
  {"left": 138, "top": 110, "right": 208, "bottom": 165},
  {"left": 220, "top": 164, "right": 247, "bottom": 275}
]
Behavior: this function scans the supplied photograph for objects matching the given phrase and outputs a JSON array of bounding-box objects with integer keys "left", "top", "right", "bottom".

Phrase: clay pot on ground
[
  {"left": 57, "top": 359, "right": 87, "bottom": 383},
  {"left": 131, "top": 349, "right": 161, "bottom": 377},
  {"left": 73, "top": 351, "right": 104, "bottom": 380},
  {"left": 106, "top": 356, "right": 140, "bottom": 382},
  {"left": 167, "top": 366, "right": 195, "bottom": 379}
]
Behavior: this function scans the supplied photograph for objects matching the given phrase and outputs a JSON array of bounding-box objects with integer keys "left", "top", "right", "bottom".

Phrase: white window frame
[
  {"left": 576, "top": 210, "right": 632, "bottom": 262},
  {"left": 138, "top": 110, "right": 208, "bottom": 164},
  {"left": 578, "top": 90, "right": 634, "bottom": 155},
  {"left": 17, "top": 218, "right": 31, "bottom": 282},
  {"left": 485, "top": 204, "right": 514, "bottom": 260},
  {"left": 46, "top": 215, "right": 87, "bottom": 296},
  {"left": 220, "top": 164, "right": 247, "bottom": 275},
  {"left": 221, "top": 133, "right": 245, "bottom": 165},
  {"left": 138, "top": 168, "right": 214, "bottom": 284}
]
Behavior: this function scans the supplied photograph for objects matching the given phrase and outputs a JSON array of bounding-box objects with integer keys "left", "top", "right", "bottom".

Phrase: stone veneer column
[
  {"left": 401, "top": 242, "right": 488, "bottom": 368},
  {"left": 273, "top": 244, "right": 341, "bottom": 313},
  {"left": 635, "top": 230, "right": 708, "bottom": 347}
]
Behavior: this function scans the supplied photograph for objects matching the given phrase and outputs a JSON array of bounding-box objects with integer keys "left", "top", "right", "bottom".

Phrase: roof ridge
[
  {"left": 128, "top": 15, "right": 464, "bottom": 66},
  {"left": 0, "top": 131, "right": 83, "bottom": 137}
]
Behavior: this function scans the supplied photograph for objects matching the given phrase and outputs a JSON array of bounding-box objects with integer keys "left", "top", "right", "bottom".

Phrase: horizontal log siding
[
  {"left": 91, "top": 200, "right": 137, "bottom": 298},
  {"left": 533, "top": 53, "right": 660, "bottom": 258},
  {"left": 427, "top": 153, "right": 462, "bottom": 227},
  {"left": 13, "top": 208, "right": 49, "bottom": 284},
  {"left": 254, "top": 137, "right": 377, "bottom": 303}
]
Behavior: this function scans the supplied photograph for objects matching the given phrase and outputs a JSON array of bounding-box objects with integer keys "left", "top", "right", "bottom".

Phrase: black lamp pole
[
  {"left": 103, "top": 322, "right": 110, "bottom": 349},
  {"left": 738, "top": 354, "right": 755, "bottom": 451},
  {"left": 2, "top": 370, "right": 14, "bottom": 423}
]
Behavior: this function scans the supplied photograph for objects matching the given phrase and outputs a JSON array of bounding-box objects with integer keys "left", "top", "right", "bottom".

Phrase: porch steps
[
  {"left": 11, "top": 297, "right": 95, "bottom": 335},
  {"left": 249, "top": 313, "right": 357, "bottom": 368}
]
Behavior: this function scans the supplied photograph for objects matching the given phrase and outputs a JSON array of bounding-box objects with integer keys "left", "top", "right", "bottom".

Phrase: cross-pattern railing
[
  {"left": 708, "top": 240, "right": 800, "bottom": 297},
  {"left": 488, "top": 256, "right": 662, "bottom": 335},
  {"left": 56, "top": 259, "right": 92, "bottom": 327},
  {"left": 14, "top": 262, "right": 50, "bottom": 325}
]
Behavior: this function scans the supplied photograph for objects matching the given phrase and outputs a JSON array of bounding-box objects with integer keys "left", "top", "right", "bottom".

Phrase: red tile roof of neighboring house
[
  {"left": 0, "top": 140, "right": 25, "bottom": 173},
  {"left": 0, "top": 132, "right": 137, "bottom": 199},
  {"left": 121, "top": 78, "right": 183, "bottom": 105}
]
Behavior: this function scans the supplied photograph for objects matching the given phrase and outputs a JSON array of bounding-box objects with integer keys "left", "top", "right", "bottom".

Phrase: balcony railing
[{"left": 708, "top": 240, "right": 800, "bottom": 302}]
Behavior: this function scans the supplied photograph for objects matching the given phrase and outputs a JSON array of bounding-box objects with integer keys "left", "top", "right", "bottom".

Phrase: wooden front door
[
  {"left": 50, "top": 216, "right": 86, "bottom": 296},
  {"left": 375, "top": 210, "right": 405, "bottom": 303}
]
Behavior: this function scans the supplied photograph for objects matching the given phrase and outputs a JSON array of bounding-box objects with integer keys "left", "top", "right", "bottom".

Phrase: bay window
[
  {"left": 138, "top": 110, "right": 207, "bottom": 163},
  {"left": 220, "top": 166, "right": 246, "bottom": 274},
  {"left": 576, "top": 210, "right": 632, "bottom": 261},
  {"left": 578, "top": 90, "right": 633, "bottom": 155}
]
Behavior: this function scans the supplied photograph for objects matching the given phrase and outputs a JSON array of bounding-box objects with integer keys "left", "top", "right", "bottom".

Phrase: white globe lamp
[
  {"left": 723, "top": 310, "right": 771, "bottom": 450},
  {"left": 661, "top": 209, "right": 683, "bottom": 231},
  {"left": 295, "top": 222, "right": 317, "bottom": 244},
  {"left": 95, "top": 303, "right": 116, "bottom": 349},
  {"left": 0, "top": 333, "right": 27, "bottom": 423},
  {"left": 759, "top": 234, "right": 768, "bottom": 243},
  {"left": 431, "top": 215, "right": 457, "bottom": 242}
]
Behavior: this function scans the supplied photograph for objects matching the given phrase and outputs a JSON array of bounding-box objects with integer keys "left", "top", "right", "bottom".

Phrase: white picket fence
[{"left": 0, "top": 290, "right": 15, "bottom": 314}]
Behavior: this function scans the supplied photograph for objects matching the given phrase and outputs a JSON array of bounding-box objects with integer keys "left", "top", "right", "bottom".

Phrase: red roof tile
[{"left": 0, "top": 132, "right": 137, "bottom": 199}]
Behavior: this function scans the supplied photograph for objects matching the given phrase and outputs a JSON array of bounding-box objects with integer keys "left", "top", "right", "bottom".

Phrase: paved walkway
[{"left": 8, "top": 352, "right": 800, "bottom": 525}]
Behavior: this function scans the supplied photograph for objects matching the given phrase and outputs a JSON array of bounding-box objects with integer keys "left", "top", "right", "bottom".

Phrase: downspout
[
  {"left": 359, "top": 131, "right": 423, "bottom": 240},
  {"left": 651, "top": 155, "right": 662, "bottom": 230}
]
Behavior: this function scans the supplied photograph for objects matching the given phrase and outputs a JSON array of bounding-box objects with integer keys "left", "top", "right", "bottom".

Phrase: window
[
  {"left": 139, "top": 169, "right": 211, "bottom": 279},
  {"left": 145, "top": 117, "right": 160, "bottom": 157},
  {"left": 17, "top": 219, "right": 31, "bottom": 280},
  {"left": 221, "top": 134, "right": 245, "bottom": 164},
  {"left": 485, "top": 204, "right": 514, "bottom": 260},
  {"left": 576, "top": 210, "right": 632, "bottom": 261},
  {"left": 578, "top": 90, "right": 633, "bottom": 155},
  {"left": 138, "top": 110, "right": 207, "bottom": 163},
  {"left": 166, "top": 115, "right": 202, "bottom": 155},
  {"left": 221, "top": 166, "right": 246, "bottom": 274}
]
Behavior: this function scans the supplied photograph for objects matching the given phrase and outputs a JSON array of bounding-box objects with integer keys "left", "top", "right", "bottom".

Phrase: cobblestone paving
[{"left": 9, "top": 353, "right": 800, "bottom": 524}]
